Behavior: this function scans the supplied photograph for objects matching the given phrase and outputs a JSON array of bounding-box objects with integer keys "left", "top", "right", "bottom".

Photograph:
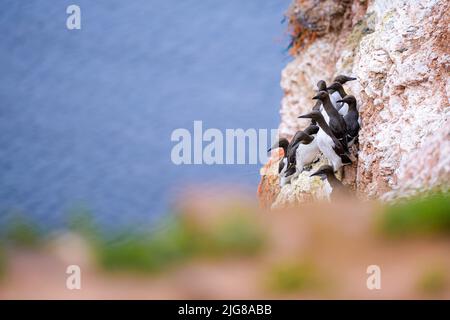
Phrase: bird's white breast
[
  {"left": 338, "top": 103, "right": 348, "bottom": 116},
  {"left": 296, "top": 138, "right": 319, "bottom": 165},
  {"left": 330, "top": 91, "right": 342, "bottom": 110},
  {"left": 316, "top": 129, "right": 342, "bottom": 170}
]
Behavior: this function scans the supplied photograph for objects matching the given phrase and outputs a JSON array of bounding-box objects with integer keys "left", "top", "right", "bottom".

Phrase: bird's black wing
[{"left": 278, "top": 158, "right": 285, "bottom": 174}]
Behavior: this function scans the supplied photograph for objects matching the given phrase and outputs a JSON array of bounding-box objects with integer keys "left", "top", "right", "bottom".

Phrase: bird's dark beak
[
  {"left": 348, "top": 77, "right": 357, "bottom": 81},
  {"left": 312, "top": 94, "right": 320, "bottom": 100},
  {"left": 336, "top": 99, "right": 344, "bottom": 103},
  {"left": 298, "top": 114, "right": 312, "bottom": 119}
]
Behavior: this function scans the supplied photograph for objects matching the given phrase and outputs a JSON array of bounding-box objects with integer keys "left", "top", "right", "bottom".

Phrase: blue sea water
[{"left": 0, "top": 0, "right": 291, "bottom": 229}]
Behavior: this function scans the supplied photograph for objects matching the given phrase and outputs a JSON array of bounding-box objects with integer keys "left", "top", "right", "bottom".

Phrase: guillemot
[
  {"left": 310, "top": 165, "right": 348, "bottom": 200},
  {"left": 331, "top": 75, "right": 356, "bottom": 110},
  {"left": 311, "top": 80, "right": 328, "bottom": 125},
  {"left": 299, "top": 110, "right": 352, "bottom": 171},
  {"left": 312, "top": 91, "right": 348, "bottom": 151},
  {"left": 268, "top": 138, "right": 290, "bottom": 186},
  {"left": 312, "top": 80, "right": 327, "bottom": 111},
  {"left": 280, "top": 124, "right": 319, "bottom": 185},
  {"left": 293, "top": 129, "right": 320, "bottom": 175},
  {"left": 286, "top": 124, "right": 319, "bottom": 168},
  {"left": 337, "top": 95, "right": 360, "bottom": 146},
  {"left": 283, "top": 124, "right": 320, "bottom": 182},
  {"left": 333, "top": 75, "right": 357, "bottom": 85},
  {"left": 326, "top": 82, "right": 349, "bottom": 112}
]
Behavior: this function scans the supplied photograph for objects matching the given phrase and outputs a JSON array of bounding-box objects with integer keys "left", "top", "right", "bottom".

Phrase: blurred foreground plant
[
  {"left": 417, "top": 267, "right": 448, "bottom": 296},
  {"left": 95, "top": 212, "right": 265, "bottom": 274},
  {"left": 0, "top": 246, "right": 5, "bottom": 278},
  {"left": 266, "top": 261, "right": 320, "bottom": 294},
  {"left": 3, "top": 214, "right": 42, "bottom": 247},
  {"left": 97, "top": 218, "right": 194, "bottom": 273},
  {"left": 378, "top": 190, "right": 450, "bottom": 237}
]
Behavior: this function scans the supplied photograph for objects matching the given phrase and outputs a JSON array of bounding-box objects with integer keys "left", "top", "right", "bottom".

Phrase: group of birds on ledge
[{"left": 268, "top": 75, "right": 361, "bottom": 198}]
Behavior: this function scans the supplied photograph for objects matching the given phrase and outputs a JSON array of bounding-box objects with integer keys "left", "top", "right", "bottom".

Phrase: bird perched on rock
[
  {"left": 267, "top": 138, "right": 290, "bottom": 187},
  {"left": 299, "top": 110, "right": 352, "bottom": 172},
  {"left": 312, "top": 80, "right": 327, "bottom": 112},
  {"left": 286, "top": 124, "right": 319, "bottom": 167},
  {"left": 284, "top": 124, "right": 320, "bottom": 183},
  {"left": 310, "top": 165, "right": 348, "bottom": 200},
  {"left": 312, "top": 91, "right": 348, "bottom": 150},
  {"left": 311, "top": 80, "right": 328, "bottom": 125},
  {"left": 326, "top": 82, "right": 350, "bottom": 112},
  {"left": 337, "top": 95, "right": 360, "bottom": 146}
]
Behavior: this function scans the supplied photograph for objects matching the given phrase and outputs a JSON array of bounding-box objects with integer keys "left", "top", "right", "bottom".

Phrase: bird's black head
[
  {"left": 295, "top": 131, "right": 311, "bottom": 144},
  {"left": 298, "top": 110, "right": 322, "bottom": 121},
  {"left": 304, "top": 124, "right": 319, "bottom": 136},
  {"left": 312, "top": 90, "right": 329, "bottom": 101},
  {"left": 336, "top": 95, "right": 357, "bottom": 106},
  {"left": 317, "top": 80, "right": 327, "bottom": 91},
  {"left": 333, "top": 75, "right": 357, "bottom": 84},
  {"left": 268, "top": 138, "right": 289, "bottom": 153},
  {"left": 326, "top": 82, "right": 344, "bottom": 93},
  {"left": 310, "top": 165, "right": 335, "bottom": 180}
]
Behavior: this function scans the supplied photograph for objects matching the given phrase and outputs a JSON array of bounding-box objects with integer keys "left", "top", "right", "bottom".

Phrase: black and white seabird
[
  {"left": 312, "top": 80, "right": 327, "bottom": 111},
  {"left": 298, "top": 110, "right": 352, "bottom": 171},
  {"left": 331, "top": 75, "right": 356, "bottom": 110},
  {"left": 286, "top": 125, "right": 318, "bottom": 168},
  {"left": 312, "top": 91, "right": 349, "bottom": 150},
  {"left": 333, "top": 75, "right": 357, "bottom": 85},
  {"left": 284, "top": 124, "right": 321, "bottom": 182},
  {"left": 337, "top": 95, "right": 360, "bottom": 146},
  {"left": 268, "top": 138, "right": 289, "bottom": 187},
  {"left": 326, "top": 82, "right": 349, "bottom": 112},
  {"left": 310, "top": 165, "right": 348, "bottom": 200},
  {"left": 293, "top": 128, "right": 320, "bottom": 175},
  {"left": 311, "top": 80, "right": 328, "bottom": 125}
]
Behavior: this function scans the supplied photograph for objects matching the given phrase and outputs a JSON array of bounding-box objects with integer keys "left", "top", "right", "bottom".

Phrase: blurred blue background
[{"left": 0, "top": 0, "right": 290, "bottom": 229}]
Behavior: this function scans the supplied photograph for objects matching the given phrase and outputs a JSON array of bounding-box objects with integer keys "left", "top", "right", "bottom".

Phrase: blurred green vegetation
[
  {"left": 0, "top": 246, "right": 5, "bottom": 278},
  {"left": 95, "top": 212, "right": 265, "bottom": 274},
  {"left": 3, "top": 214, "right": 42, "bottom": 247},
  {"left": 67, "top": 208, "right": 102, "bottom": 243},
  {"left": 266, "top": 262, "right": 319, "bottom": 294},
  {"left": 378, "top": 190, "right": 450, "bottom": 237},
  {"left": 97, "top": 218, "right": 195, "bottom": 273},
  {"left": 417, "top": 267, "right": 447, "bottom": 295},
  {"left": 0, "top": 205, "right": 265, "bottom": 274},
  {"left": 200, "top": 214, "right": 265, "bottom": 257}
]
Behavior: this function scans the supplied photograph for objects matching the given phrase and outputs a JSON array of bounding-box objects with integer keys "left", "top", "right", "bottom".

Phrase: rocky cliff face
[{"left": 259, "top": 0, "right": 449, "bottom": 207}]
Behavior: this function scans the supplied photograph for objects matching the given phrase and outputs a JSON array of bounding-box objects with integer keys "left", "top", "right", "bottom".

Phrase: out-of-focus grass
[
  {"left": 417, "top": 267, "right": 447, "bottom": 295},
  {"left": 0, "top": 206, "right": 264, "bottom": 274},
  {"left": 97, "top": 218, "right": 194, "bottom": 273},
  {"left": 378, "top": 191, "right": 450, "bottom": 237},
  {"left": 199, "top": 214, "right": 265, "bottom": 257},
  {"left": 96, "top": 212, "right": 265, "bottom": 274},
  {"left": 0, "top": 246, "right": 5, "bottom": 278},
  {"left": 67, "top": 208, "right": 101, "bottom": 243},
  {"left": 266, "top": 262, "right": 319, "bottom": 294},
  {"left": 3, "top": 214, "right": 42, "bottom": 247}
]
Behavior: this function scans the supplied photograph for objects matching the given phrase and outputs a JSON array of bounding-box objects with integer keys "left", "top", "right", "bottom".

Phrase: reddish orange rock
[{"left": 257, "top": 148, "right": 283, "bottom": 209}]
